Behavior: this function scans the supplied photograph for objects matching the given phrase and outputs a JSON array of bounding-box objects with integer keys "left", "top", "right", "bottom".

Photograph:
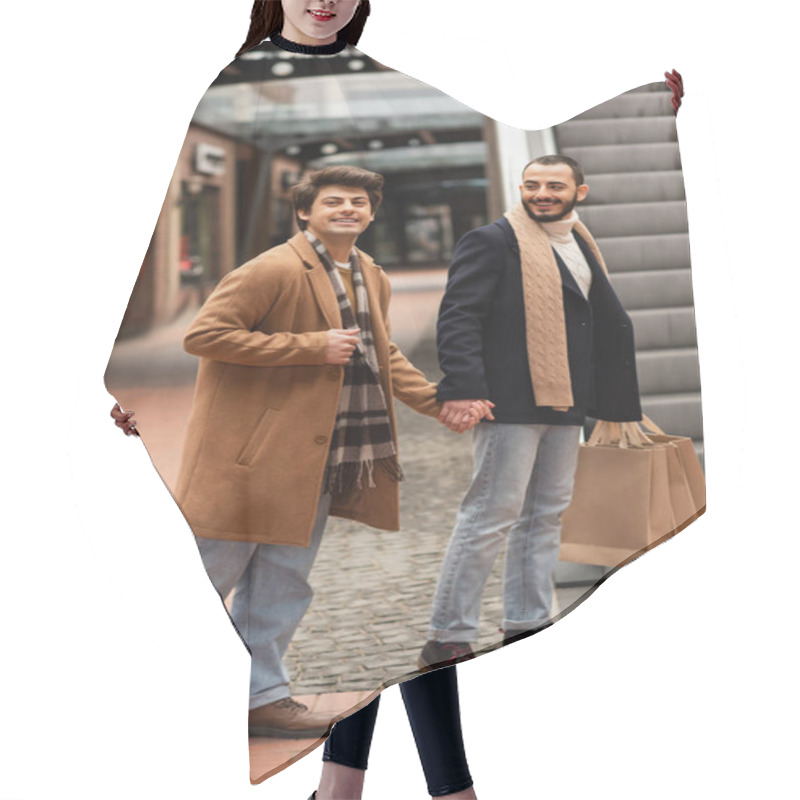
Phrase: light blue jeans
[
  {"left": 195, "top": 493, "right": 332, "bottom": 709},
  {"left": 429, "top": 423, "right": 581, "bottom": 643}
]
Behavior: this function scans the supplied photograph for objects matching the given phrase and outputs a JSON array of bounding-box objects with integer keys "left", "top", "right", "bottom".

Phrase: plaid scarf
[{"left": 304, "top": 231, "right": 402, "bottom": 498}]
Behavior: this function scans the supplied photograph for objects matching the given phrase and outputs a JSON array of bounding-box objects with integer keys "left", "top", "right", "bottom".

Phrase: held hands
[
  {"left": 439, "top": 399, "right": 495, "bottom": 434},
  {"left": 325, "top": 327, "right": 361, "bottom": 365}
]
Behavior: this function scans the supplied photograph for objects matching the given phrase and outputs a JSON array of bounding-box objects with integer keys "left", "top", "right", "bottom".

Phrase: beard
[{"left": 523, "top": 190, "right": 578, "bottom": 223}]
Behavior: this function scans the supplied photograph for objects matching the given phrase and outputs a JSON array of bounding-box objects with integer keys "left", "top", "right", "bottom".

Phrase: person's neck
[
  {"left": 270, "top": 29, "right": 347, "bottom": 55},
  {"left": 538, "top": 210, "right": 579, "bottom": 241},
  {"left": 313, "top": 231, "right": 357, "bottom": 262}
]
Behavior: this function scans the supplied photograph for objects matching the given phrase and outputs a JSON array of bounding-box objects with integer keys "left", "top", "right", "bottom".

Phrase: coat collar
[
  {"left": 286, "top": 231, "right": 379, "bottom": 272},
  {"left": 286, "top": 231, "right": 381, "bottom": 329},
  {"left": 573, "top": 230, "right": 614, "bottom": 302},
  {"left": 551, "top": 247, "right": 586, "bottom": 301}
]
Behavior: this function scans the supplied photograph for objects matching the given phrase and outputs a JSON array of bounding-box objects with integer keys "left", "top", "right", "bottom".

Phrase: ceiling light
[{"left": 271, "top": 61, "right": 295, "bottom": 77}]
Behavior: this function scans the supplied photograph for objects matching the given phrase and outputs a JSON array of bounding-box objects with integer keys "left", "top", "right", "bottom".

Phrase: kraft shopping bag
[{"left": 559, "top": 415, "right": 705, "bottom": 567}]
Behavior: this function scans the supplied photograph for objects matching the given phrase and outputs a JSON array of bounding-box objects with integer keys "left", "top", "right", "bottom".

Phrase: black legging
[{"left": 323, "top": 666, "right": 473, "bottom": 797}]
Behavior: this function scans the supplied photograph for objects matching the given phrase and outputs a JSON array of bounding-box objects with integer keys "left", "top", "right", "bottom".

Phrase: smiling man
[
  {"left": 175, "top": 166, "right": 452, "bottom": 738},
  {"left": 419, "top": 155, "right": 643, "bottom": 669}
]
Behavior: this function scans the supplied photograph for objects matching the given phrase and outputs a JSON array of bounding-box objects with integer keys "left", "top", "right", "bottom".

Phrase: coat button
[{"left": 314, "top": 435, "right": 328, "bottom": 445}]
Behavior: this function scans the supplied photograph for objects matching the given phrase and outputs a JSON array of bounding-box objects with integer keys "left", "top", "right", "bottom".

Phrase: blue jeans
[
  {"left": 429, "top": 423, "right": 581, "bottom": 642},
  {"left": 323, "top": 667, "right": 473, "bottom": 797},
  {"left": 195, "top": 493, "right": 332, "bottom": 709}
]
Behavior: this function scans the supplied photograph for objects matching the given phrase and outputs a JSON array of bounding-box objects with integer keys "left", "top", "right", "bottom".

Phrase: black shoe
[
  {"left": 418, "top": 640, "right": 475, "bottom": 671},
  {"left": 502, "top": 621, "right": 553, "bottom": 646},
  {"left": 502, "top": 628, "right": 528, "bottom": 646},
  {"left": 307, "top": 793, "right": 316, "bottom": 800}
]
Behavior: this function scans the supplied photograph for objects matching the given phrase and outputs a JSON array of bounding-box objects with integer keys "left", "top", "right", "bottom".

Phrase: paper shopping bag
[
  {"left": 645, "top": 432, "right": 705, "bottom": 513},
  {"left": 559, "top": 416, "right": 705, "bottom": 567}
]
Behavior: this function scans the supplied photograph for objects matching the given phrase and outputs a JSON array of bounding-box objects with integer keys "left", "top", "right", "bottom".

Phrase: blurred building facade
[{"left": 117, "top": 45, "right": 495, "bottom": 337}]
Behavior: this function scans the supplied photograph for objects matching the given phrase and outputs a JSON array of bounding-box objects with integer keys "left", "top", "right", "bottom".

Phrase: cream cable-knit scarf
[{"left": 504, "top": 203, "right": 610, "bottom": 411}]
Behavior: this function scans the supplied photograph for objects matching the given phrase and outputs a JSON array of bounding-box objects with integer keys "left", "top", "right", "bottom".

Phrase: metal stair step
[
  {"left": 554, "top": 80, "right": 702, "bottom": 460},
  {"left": 561, "top": 142, "right": 681, "bottom": 174},
  {"left": 640, "top": 393, "right": 704, "bottom": 441},
  {"left": 579, "top": 200, "right": 688, "bottom": 238},
  {"left": 596, "top": 233, "right": 690, "bottom": 273},
  {"left": 583, "top": 171, "right": 686, "bottom": 205},
  {"left": 557, "top": 116, "right": 678, "bottom": 148},
  {"left": 609, "top": 268, "right": 694, "bottom": 310},
  {"left": 572, "top": 91, "right": 673, "bottom": 120},
  {"left": 629, "top": 307, "right": 698, "bottom": 349},
  {"left": 636, "top": 348, "right": 701, "bottom": 395}
]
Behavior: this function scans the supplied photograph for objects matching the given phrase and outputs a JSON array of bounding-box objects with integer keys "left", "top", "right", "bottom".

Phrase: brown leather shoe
[{"left": 248, "top": 697, "right": 332, "bottom": 739}]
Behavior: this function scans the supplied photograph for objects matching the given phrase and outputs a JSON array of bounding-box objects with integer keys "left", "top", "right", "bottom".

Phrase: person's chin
[
  {"left": 295, "top": 22, "right": 336, "bottom": 41},
  {"left": 524, "top": 205, "right": 564, "bottom": 223},
  {"left": 303, "top": 19, "right": 339, "bottom": 38}
]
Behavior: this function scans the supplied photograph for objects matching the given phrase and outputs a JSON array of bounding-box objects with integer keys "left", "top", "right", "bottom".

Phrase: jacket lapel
[
  {"left": 552, "top": 248, "right": 586, "bottom": 301},
  {"left": 574, "top": 231, "right": 615, "bottom": 303},
  {"left": 288, "top": 232, "right": 342, "bottom": 329}
]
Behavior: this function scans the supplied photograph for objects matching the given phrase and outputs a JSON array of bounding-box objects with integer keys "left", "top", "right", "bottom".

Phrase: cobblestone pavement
[{"left": 286, "top": 335, "right": 591, "bottom": 694}]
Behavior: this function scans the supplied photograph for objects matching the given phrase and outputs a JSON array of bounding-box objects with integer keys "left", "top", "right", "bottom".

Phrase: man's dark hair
[
  {"left": 291, "top": 166, "right": 384, "bottom": 229},
  {"left": 237, "top": 1, "right": 371, "bottom": 58},
  {"left": 522, "top": 155, "right": 585, "bottom": 186}
]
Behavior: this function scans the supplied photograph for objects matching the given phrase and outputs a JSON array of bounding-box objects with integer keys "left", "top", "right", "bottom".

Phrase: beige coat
[{"left": 173, "top": 232, "right": 441, "bottom": 546}]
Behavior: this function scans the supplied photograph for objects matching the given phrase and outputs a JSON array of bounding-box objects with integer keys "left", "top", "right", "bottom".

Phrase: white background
[{"left": 2, "top": 1, "right": 797, "bottom": 798}]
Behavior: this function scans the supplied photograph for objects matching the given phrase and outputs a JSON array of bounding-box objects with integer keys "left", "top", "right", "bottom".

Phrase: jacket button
[{"left": 314, "top": 435, "right": 328, "bottom": 445}]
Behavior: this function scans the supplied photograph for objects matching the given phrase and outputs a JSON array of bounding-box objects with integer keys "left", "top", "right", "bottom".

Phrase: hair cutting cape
[{"left": 105, "top": 38, "right": 702, "bottom": 783}]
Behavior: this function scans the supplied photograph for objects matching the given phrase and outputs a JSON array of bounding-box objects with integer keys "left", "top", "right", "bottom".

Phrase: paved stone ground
[
  {"left": 285, "top": 335, "right": 476, "bottom": 693},
  {"left": 286, "top": 335, "right": 590, "bottom": 694}
]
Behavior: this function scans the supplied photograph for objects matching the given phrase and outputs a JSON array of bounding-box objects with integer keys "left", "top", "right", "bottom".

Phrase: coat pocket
[{"left": 236, "top": 407, "right": 280, "bottom": 466}]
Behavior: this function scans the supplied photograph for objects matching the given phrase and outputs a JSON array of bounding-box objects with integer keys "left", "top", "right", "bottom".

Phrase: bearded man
[{"left": 419, "top": 155, "right": 643, "bottom": 669}]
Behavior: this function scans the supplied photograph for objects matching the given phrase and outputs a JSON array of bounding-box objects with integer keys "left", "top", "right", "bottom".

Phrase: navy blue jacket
[{"left": 436, "top": 217, "right": 642, "bottom": 425}]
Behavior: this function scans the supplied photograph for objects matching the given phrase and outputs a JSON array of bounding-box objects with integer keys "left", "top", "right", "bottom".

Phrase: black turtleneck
[{"left": 269, "top": 32, "right": 348, "bottom": 55}]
